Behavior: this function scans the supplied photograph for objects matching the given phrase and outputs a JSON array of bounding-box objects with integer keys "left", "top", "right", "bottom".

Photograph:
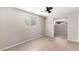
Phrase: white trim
[
  {"left": 68, "top": 39, "right": 79, "bottom": 43},
  {"left": 0, "top": 40, "right": 27, "bottom": 51},
  {"left": 0, "top": 36, "right": 43, "bottom": 51}
]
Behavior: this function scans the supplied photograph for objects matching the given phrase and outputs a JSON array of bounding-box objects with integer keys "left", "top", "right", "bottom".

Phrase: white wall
[
  {"left": 53, "top": 13, "right": 79, "bottom": 42},
  {"left": 47, "top": 8, "right": 79, "bottom": 42},
  {"left": 45, "top": 7, "right": 79, "bottom": 42},
  {"left": 66, "top": 14, "right": 78, "bottom": 42},
  {"left": 0, "top": 7, "right": 45, "bottom": 49},
  {"left": 53, "top": 12, "right": 79, "bottom": 42},
  {"left": 45, "top": 15, "right": 54, "bottom": 37},
  {"left": 77, "top": 15, "right": 79, "bottom": 42}
]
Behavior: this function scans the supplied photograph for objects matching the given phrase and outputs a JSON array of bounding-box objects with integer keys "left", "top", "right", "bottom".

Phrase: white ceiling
[
  {"left": 52, "top": 7, "right": 79, "bottom": 18},
  {"left": 17, "top": 7, "right": 79, "bottom": 18},
  {"left": 17, "top": 7, "right": 52, "bottom": 17}
]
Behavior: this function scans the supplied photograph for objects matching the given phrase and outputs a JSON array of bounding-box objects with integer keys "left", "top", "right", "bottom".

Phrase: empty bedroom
[{"left": 0, "top": 7, "right": 79, "bottom": 51}]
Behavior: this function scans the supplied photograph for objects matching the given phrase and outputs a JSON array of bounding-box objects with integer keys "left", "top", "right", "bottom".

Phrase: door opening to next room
[{"left": 54, "top": 18, "right": 67, "bottom": 39}]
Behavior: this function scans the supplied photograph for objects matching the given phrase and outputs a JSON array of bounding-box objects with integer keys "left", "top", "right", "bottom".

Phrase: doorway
[{"left": 54, "top": 18, "right": 67, "bottom": 39}]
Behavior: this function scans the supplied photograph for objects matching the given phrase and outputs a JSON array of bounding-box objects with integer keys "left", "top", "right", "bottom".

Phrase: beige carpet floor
[{"left": 5, "top": 37, "right": 79, "bottom": 51}]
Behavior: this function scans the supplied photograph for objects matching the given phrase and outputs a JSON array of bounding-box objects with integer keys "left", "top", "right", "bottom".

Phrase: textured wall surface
[{"left": 0, "top": 8, "right": 45, "bottom": 49}]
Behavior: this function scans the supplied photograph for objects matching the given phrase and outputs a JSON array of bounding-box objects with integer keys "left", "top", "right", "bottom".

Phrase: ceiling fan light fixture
[{"left": 46, "top": 7, "right": 53, "bottom": 13}]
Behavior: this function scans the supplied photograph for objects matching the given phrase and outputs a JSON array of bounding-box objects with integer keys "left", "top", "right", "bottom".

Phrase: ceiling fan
[
  {"left": 41, "top": 7, "right": 53, "bottom": 13},
  {"left": 46, "top": 7, "right": 53, "bottom": 13}
]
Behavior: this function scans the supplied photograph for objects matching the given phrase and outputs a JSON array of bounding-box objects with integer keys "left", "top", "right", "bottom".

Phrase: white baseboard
[
  {"left": 0, "top": 36, "right": 43, "bottom": 51},
  {"left": 0, "top": 40, "right": 27, "bottom": 51},
  {"left": 68, "top": 39, "right": 79, "bottom": 43}
]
